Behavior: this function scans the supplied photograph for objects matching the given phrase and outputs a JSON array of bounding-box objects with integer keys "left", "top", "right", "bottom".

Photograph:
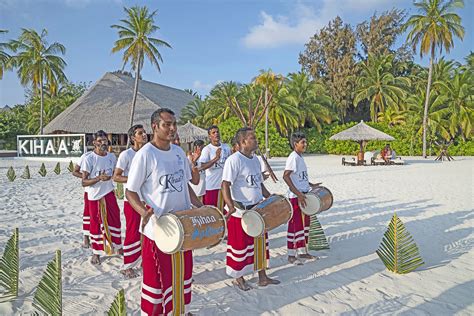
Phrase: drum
[
  {"left": 153, "top": 206, "right": 226, "bottom": 254},
  {"left": 241, "top": 194, "right": 293, "bottom": 237},
  {"left": 300, "top": 186, "right": 333, "bottom": 215}
]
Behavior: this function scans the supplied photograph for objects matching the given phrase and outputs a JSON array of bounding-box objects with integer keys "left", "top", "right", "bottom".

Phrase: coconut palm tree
[
  {"left": 0, "top": 29, "right": 11, "bottom": 79},
  {"left": 111, "top": 6, "right": 171, "bottom": 129},
  {"left": 206, "top": 81, "right": 240, "bottom": 124},
  {"left": 281, "top": 72, "right": 334, "bottom": 132},
  {"left": 179, "top": 97, "right": 211, "bottom": 127},
  {"left": 377, "top": 108, "right": 407, "bottom": 126},
  {"left": 354, "top": 54, "right": 411, "bottom": 122},
  {"left": 404, "top": 0, "right": 465, "bottom": 157},
  {"left": 9, "top": 29, "right": 67, "bottom": 134}
]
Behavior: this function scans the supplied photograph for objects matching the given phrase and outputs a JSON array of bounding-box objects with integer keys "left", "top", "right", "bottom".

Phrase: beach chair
[
  {"left": 389, "top": 151, "right": 405, "bottom": 165},
  {"left": 364, "top": 151, "right": 374, "bottom": 165},
  {"left": 342, "top": 157, "right": 357, "bottom": 166},
  {"left": 370, "top": 150, "right": 386, "bottom": 165}
]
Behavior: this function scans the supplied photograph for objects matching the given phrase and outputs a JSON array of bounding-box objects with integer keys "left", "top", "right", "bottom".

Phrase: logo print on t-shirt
[
  {"left": 245, "top": 174, "right": 261, "bottom": 187},
  {"left": 159, "top": 169, "right": 185, "bottom": 193},
  {"left": 298, "top": 171, "right": 308, "bottom": 181}
]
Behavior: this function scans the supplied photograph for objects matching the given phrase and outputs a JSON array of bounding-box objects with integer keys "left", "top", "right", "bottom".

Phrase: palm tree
[
  {"left": 179, "top": 97, "right": 211, "bottom": 127},
  {"left": 404, "top": 0, "right": 465, "bottom": 157},
  {"left": 9, "top": 29, "right": 67, "bottom": 134},
  {"left": 206, "top": 81, "right": 240, "bottom": 124},
  {"left": 377, "top": 108, "right": 407, "bottom": 127},
  {"left": 253, "top": 70, "right": 284, "bottom": 156},
  {"left": 281, "top": 72, "right": 334, "bottom": 132},
  {"left": 111, "top": 6, "right": 171, "bottom": 130},
  {"left": 0, "top": 29, "right": 11, "bottom": 79},
  {"left": 354, "top": 54, "right": 411, "bottom": 122}
]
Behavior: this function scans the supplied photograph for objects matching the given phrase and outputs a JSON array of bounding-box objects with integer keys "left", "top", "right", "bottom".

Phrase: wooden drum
[
  {"left": 153, "top": 206, "right": 226, "bottom": 254},
  {"left": 300, "top": 186, "right": 333, "bottom": 215},
  {"left": 241, "top": 194, "right": 293, "bottom": 237}
]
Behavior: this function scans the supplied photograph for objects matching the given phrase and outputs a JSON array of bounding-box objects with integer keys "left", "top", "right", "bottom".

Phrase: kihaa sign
[{"left": 17, "top": 134, "right": 86, "bottom": 158}]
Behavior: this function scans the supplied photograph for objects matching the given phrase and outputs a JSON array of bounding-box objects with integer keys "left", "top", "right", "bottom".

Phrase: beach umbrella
[
  {"left": 329, "top": 120, "right": 395, "bottom": 163},
  {"left": 177, "top": 122, "right": 208, "bottom": 150}
]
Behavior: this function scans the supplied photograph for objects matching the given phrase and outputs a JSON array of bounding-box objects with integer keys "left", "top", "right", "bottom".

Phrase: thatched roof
[
  {"left": 44, "top": 72, "right": 195, "bottom": 134},
  {"left": 329, "top": 121, "right": 395, "bottom": 141},
  {"left": 177, "top": 122, "right": 208, "bottom": 143}
]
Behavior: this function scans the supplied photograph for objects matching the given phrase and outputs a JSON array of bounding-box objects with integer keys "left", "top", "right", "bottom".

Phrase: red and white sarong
[
  {"left": 82, "top": 192, "right": 90, "bottom": 236},
  {"left": 226, "top": 215, "right": 269, "bottom": 278},
  {"left": 287, "top": 197, "right": 310, "bottom": 256},
  {"left": 141, "top": 235, "right": 193, "bottom": 315},
  {"left": 122, "top": 201, "right": 141, "bottom": 269},
  {"left": 88, "top": 190, "right": 122, "bottom": 255}
]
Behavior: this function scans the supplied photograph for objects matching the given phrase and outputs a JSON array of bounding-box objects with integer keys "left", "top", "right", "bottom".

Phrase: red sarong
[
  {"left": 141, "top": 236, "right": 193, "bottom": 315},
  {"left": 287, "top": 197, "right": 310, "bottom": 256},
  {"left": 122, "top": 201, "right": 141, "bottom": 269},
  {"left": 82, "top": 192, "right": 90, "bottom": 236},
  {"left": 88, "top": 191, "right": 122, "bottom": 255}
]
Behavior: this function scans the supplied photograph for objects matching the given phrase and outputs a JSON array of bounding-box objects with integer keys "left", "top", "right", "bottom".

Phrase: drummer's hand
[
  {"left": 225, "top": 207, "right": 236, "bottom": 220},
  {"left": 297, "top": 192, "right": 307, "bottom": 209},
  {"left": 310, "top": 182, "right": 322, "bottom": 189},
  {"left": 141, "top": 208, "right": 154, "bottom": 231}
]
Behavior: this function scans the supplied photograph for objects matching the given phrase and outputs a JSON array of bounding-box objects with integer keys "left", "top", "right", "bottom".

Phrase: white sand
[{"left": 0, "top": 155, "right": 473, "bottom": 315}]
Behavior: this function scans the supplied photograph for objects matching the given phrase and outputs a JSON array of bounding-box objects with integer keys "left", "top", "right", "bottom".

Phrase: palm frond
[
  {"left": 115, "top": 183, "right": 124, "bottom": 200},
  {"left": 53, "top": 162, "right": 61, "bottom": 175},
  {"left": 308, "top": 215, "right": 329, "bottom": 251},
  {"left": 107, "top": 288, "right": 126, "bottom": 316},
  {"left": 376, "top": 213, "right": 424, "bottom": 274},
  {"left": 0, "top": 228, "right": 19, "bottom": 302},
  {"left": 32, "top": 250, "right": 62, "bottom": 315},
  {"left": 67, "top": 161, "right": 74, "bottom": 173},
  {"left": 6, "top": 166, "right": 16, "bottom": 182},
  {"left": 38, "top": 163, "right": 47, "bottom": 177},
  {"left": 21, "top": 165, "right": 31, "bottom": 179}
]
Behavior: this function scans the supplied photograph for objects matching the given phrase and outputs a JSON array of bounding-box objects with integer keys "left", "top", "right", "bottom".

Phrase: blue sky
[{"left": 1, "top": 0, "right": 472, "bottom": 107}]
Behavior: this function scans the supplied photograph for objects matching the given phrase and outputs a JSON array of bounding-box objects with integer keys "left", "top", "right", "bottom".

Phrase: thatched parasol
[
  {"left": 329, "top": 120, "right": 395, "bottom": 163},
  {"left": 177, "top": 122, "right": 208, "bottom": 145}
]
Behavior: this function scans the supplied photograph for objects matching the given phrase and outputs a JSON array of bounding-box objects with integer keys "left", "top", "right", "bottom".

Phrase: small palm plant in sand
[
  {"left": 308, "top": 215, "right": 329, "bottom": 251},
  {"left": 376, "top": 213, "right": 424, "bottom": 274},
  {"left": 53, "top": 162, "right": 61, "bottom": 175},
  {"left": 0, "top": 228, "right": 19, "bottom": 302},
  {"left": 115, "top": 183, "right": 124, "bottom": 200},
  {"left": 6, "top": 167, "right": 16, "bottom": 182},
  {"left": 33, "top": 250, "right": 62, "bottom": 315},
  {"left": 107, "top": 288, "right": 126, "bottom": 316},
  {"left": 67, "top": 160, "right": 74, "bottom": 172},
  {"left": 38, "top": 163, "right": 47, "bottom": 177},
  {"left": 21, "top": 165, "right": 31, "bottom": 179}
]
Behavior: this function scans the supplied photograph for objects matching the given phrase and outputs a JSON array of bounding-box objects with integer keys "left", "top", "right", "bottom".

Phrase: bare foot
[
  {"left": 91, "top": 255, "right": 101, "bottom": 265},
  {"left": 232, "top": 278, "right": 251, "bottom": 291},
  {"left": 258, "top": 277, "right": 281, "bottom": 287},
  {"left": 82, "top": 236, "right": 90, "bottom": 249},
  {"left": 288, "top": 256, "right": 303, "bottom": 265},
  {"left": 121, "top": 268, "right": 139, "bottom": 279},
  {"left": 299, "top": 253, "right": 317, "bottom": 260}
]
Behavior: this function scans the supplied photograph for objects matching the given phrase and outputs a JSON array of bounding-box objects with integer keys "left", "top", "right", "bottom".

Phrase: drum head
[
  {"left": 301, "top": 194, "right": 321, "bottom": 215},
  {"left": 241, "top": 210, "right": 264, "bottom": 237},
  {"left": 153, "top": 214, "right": 184, "bottom": 254}
]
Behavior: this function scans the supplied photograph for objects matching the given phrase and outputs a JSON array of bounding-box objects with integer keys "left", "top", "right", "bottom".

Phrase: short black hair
[
  {"left": 128, "top": 124, "right": 143, "bottom": 145},
  {"left": 193, "top": 139, "right": 205, "bottom": 147},
  {"left": 290, "top": 132, "right": 306, "bottom": 149},
  {"left": 93, "top": 130, "right": 107, "bottom": 140},
  {"left": 207, "top": 125, "right": 219, "bottom": 134},
  {"left": 151, "top": 108, "right": 175, "bottom": 126},
  {"left": 235, "top": 127, "right": 254, "bottom": 145}
]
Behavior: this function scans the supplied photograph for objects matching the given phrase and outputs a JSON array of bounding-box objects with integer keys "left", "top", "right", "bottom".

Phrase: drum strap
[{"left": 233, "top": 200, "right": 257, "bottom": 210}]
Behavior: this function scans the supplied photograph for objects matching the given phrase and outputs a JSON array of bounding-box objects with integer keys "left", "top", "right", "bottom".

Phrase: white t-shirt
[
  {"left": 116, "top": 148, "right": 138, "bottom": 201},
  {"left": 127, "top": 143, "right": 192, "bottom": 241},
  {"left": 77, "top": 151, "right": 92, "bottom": 193},
  {"left": 257, "top": 155, "right": 269, "bottom": 173},
  {"left": 285, "top": 151, "right": 311, "bottom": 198},
  {"left": 189, "top": 159, "right": 206, "bottom": 197},
  {"left": 199, "top": 143, "right": 231, "bottom": 190},
  {"left": 81, "top": 152, "right": 116, "bottom": 201},
  {"left": 222, "top": 152, "right": 264, "bottom": 217}
]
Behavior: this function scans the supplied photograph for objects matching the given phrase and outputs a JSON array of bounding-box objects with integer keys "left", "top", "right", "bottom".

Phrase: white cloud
[
  {"left": 242, "top": 0, "right": 411, "bottom": 49},
  {"left": 192, "top": 80, "right": 214, "bottom": 91}
]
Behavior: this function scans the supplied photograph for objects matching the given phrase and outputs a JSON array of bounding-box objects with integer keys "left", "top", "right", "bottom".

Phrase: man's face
[
  {"left": 242, "top": 131, "right": 258, "bottom": 152},
  {"left": 152, "top": 112, "right": 177, "bottom": 142},
  {"left": 132, "top": 128, "right": 147, "bottom": 145},
  {"left": 94, "top": 136, "right": 108, "bottom": 152},
  {"left": 208, "top": 128, "right": 220, "bottom": 144},
  {"left": 294, "top": 138, "right": 307, "bottom": 153}
]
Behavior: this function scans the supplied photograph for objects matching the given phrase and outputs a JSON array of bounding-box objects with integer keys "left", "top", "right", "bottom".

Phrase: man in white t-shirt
[
  {"left": 81, "top": 130, "right": 122, "bottom": 265},
  {"left": 283, "top": 132, "right": 319, "bottom": 264},
  {"left": 199, "top": 125, "right": 231, "bottom": 210},
  {"left": 188, "top": 139, "right": 206, "bottom": 201},
  {"left": 126, "top": 108, "right": 203, "bottom": 316},
  {"left": 113, "top": 124, "right": 147, "bottom": 278},
  {"left": 222, "top": 127, "right": 280, "bottom": 291},
  {"left": 72, "top": 150, "right": 92, "bottom": 248}
]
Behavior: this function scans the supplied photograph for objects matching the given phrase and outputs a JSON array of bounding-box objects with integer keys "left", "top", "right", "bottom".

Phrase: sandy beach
[{"left": 0, "top": 155, "right": 472, "bottom": 315}]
